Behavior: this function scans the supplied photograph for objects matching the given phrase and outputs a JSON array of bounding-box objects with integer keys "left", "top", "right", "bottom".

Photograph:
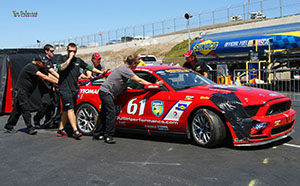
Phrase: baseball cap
[
  {"left": 184, "top": 50, "right": 196, "bottom": 57},
  {"left": 92, "top": 52, "right": 101, "bottom": 60},
  {"left": 33, "top": 55, "right": 46, "bottom": 63}
]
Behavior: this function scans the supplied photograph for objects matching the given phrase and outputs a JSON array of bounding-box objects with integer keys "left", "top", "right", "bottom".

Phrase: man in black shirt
[
  {"left": 33, "top": 44, "right": 59, "bottom": 129},
  {"left": 4, "top": 56, "right": 58, "bottom": 135},
  {"left": 56, "top": 43, "right": 106, "bottom": 139},
  {"left": 183, "top": 50, "right": 209, "bottom": 78}
]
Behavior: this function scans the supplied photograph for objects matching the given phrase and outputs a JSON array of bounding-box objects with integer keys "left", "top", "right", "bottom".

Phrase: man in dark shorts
[
  {"left": 92, "top": 55, "right": 163, "bottom": 144},
  {"left": 183, "top": 50, "right": 209, "bottom": 78},
  {"left": 56, "top": 43, "right": 106, "bottom": 139},
  {"left": 33, "top": 44, "right": 59, "bottom": 129},
  {"left": 4, "top": 56, "right": 58, "bottom": 135}
]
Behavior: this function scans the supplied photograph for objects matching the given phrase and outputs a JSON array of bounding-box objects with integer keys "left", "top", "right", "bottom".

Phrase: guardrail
[{"left": 26, "top": 0, "right": 300, "bottom": 49}]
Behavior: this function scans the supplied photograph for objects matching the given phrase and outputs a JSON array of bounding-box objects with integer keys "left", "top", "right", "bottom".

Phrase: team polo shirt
[
  {"left": 100, "top": 64, "right": 135, "bottom": 98},
  {"left": 57, "top": 55, "right": 93, "bottom": 92}
]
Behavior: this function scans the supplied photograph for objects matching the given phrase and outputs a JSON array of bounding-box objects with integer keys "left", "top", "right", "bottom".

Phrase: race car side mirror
[{"left": 144, "top": 84, "right": 161, "bottom": 91}]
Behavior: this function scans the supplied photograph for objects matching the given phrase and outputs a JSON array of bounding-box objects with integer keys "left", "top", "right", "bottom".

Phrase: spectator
[
  {"left": 183, "top": 50, "right": 209, "bottom": 78},
  {"left": 56, "top": 43, "right": 106, "bottom": 139},
  {"left": 33, "top": 44, "right": 59, "bottom": 129},
  {"left": 4, "top": 56, "right": 58, "bottom": 135},
  {"left": 92, "top": 55, "right": 163, "bottom": 144}
]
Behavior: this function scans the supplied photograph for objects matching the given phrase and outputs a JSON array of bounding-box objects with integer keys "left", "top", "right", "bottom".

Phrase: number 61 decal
[{"left": 127, "top": 98, "right": 146, "bottom": 116}]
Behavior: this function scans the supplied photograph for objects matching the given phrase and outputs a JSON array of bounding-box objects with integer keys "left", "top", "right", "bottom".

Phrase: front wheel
[
  {"left": 76, "top": 103, "right": 99, "bottom": 135},
  {"left": 190, "top": 109, "right": 226, "bottom": 147}
]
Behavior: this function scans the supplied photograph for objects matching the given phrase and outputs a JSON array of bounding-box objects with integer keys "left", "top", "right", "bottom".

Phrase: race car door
[{"left": 115, "top": 71, "right": 178, "bottom": 132}]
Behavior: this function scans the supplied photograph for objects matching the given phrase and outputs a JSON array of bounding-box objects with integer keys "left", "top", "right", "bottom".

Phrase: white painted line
[
  {"left": 283, "top": 143, "right": 300, "bottom": 149},
  {"left": 117, "top": 161, "right": 181, "bottom": 166}
]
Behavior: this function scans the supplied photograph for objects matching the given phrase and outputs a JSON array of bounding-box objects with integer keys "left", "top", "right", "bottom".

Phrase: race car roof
[{"left": 135, "top": 65, "right": 183, "bottom": 71}]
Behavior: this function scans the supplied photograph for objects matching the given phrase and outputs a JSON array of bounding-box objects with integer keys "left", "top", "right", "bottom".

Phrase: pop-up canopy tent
[{"left": 0, "top": 49, "right": 60, "bottom": 113}]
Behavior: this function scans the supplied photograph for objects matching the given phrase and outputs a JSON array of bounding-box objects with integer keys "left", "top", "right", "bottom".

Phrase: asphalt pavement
[{"left": 0, "top": 104, "right": 300, "bottom": 186}]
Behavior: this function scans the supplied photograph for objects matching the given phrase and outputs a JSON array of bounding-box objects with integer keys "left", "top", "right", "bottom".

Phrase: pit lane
[{"left": 0, "top": 104, "right": 299, "bottom": 186}]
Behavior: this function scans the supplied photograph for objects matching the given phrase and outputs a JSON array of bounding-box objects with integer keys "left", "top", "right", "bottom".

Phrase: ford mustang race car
[{"left": 76, "top": 66, "right": 296, "bottom": 147}]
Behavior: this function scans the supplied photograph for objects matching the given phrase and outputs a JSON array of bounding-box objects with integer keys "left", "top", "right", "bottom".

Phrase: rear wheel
[
  {"left": 190, "top": 109, "right": 226, "bottom": 147},
  {"left": 76, "top": 103, "right": 99, "bottom": 135}
]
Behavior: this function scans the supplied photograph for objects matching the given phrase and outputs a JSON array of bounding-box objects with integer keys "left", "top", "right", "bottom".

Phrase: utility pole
[{"left": 184, "top": 12, "right": 192, "bottom": 51}]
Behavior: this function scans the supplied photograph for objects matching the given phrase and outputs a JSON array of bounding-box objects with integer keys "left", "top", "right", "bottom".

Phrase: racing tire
[
  {"left": 76, "top": 103, "right": 99, "bottom": 136},
  {"left": 190, "top": 109, "right": 226, "bottom": 147}
]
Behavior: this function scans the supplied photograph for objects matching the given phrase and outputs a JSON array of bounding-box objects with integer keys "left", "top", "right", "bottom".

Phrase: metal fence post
[
  {"left": 173, "top": 18, "right": 176, "bottom": 32},
  {"left": 247, "top": 0, "right": 250, "bottom": 20},
  {"left": 152, "top": 23, "right": 155, "bottom": 36},
  {"left": 108, "top": 31, "right": 110, "bottom": 43},
  {"left": 133, "top": 26, "right": 136, "bottom": 37},
  {"left": 280, "top": 0, "right": 282, "bottom": 17},
  {"left": 243, "top": 3, "right": 246, "bottom": 20},
  {"left": 143, "top": 24, "right": 145, "bottom": 39},
  {"left": 198, "top": 13, "right": 201, "bottom": 27},
  {"left": 227, "top": 6, "right": 230, "bottom": 22},
  {"left": 212, "top": 9, "right": 215, "bottom": 24}
]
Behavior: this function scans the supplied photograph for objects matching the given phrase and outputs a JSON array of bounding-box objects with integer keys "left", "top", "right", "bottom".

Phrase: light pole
[{"left": 184, "top": 12, "right": 192, "bottom": 51}]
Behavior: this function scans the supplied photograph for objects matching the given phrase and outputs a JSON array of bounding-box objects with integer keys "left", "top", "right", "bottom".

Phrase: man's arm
[
  {"left": 57, "top": 53, "right": 75, "bottom": 71},
  {"left": 91, "top": 67, "right": 103, "bottom": 74},
  {"left": 130, "top": 75, "right": 163, "bottom": 86},
  {"left": 48, "top": 68, "right": 60, "bottom": 79},
  {"left": 36, "top": 71, "right": 58, "bottom": 84}
]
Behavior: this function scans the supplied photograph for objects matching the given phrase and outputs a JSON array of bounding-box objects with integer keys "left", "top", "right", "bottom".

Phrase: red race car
[{"left": 76, "top": 66, "right": 296, "bottom": 147}]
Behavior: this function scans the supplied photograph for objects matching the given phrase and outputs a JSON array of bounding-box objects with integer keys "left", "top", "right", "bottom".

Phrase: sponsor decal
[
  {"left": 118, "top": 121, "right": 126, "bottom": 125},
  {"left": 145, "top": 125, "right": 157, "bottom": 129},
  {"left": 274, "top": 120, "right": 281, "bottom": 127},
  {"left": 165, "top": 69, "right": 188, "bottom": 73},
  {"left": 177, "top": 103, "right": 187, "bottom": 111},
  {"left": 193, "top": 40, "right": 219, "bottom": 55},
  {"left": 184, "top": 96, "right": 194, "bottom": 100},
  {"left": 269, "top": 93, "right": 278, "bottom": 96},
  {"left": 80, "top": 88, "right": 99, "bottom": 94},
  {"left": 117, "top": 116, "right": 178, "bottom": 125},
  {"left": 157, "top": 126, "right": 168, "bottom": 131},
  {"left": 152, "top": 100, "right": 164, "bottom": 117},
  {"left": 200, "top": 96, "right": 210, "bottom": 99},
  {"left": 162, "top": 101, "right": 192, "bottom": 121}
]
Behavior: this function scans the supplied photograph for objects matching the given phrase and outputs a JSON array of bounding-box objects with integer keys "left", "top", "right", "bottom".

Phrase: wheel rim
[
  {"left": 192, "top": 112, "right": 212, "bottom": 145},
  {"left": 77, "top": 107, "right": 97, "bottom": 134}
]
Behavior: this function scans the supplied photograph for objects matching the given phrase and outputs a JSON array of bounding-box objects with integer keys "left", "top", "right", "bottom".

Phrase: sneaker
[
  {"left": 73, "top": 130, "right": 82, "bottom": 139},
  {"left": 56, "top": 130, "right": 68, "bottom": 137},
  {"left": 34, "top": 121, "right": 40, "bottom": 129},
  {"left": 35, "top": 124, "right": 41, "bottom": 129},
  {"left": 4, "top": 127, "right": 16, "bottom": 134},
  {"left": 28, "top": 128, "right": 37, "bottom": 135},
  {"left": 92, "top": 135, "right": 104, "bottom": 140},
  {"left": 105, "top": 136, "right": 116, "bottom": 144}
]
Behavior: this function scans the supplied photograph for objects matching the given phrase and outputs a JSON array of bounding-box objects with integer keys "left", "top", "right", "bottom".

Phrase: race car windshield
[{"left": 156, "top": 69, "right": 215, "bottom": 90}]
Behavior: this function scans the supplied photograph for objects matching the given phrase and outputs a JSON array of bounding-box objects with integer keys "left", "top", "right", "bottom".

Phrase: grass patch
[{"left": 164, "top": 39, "right": 195, "bottom": 58}]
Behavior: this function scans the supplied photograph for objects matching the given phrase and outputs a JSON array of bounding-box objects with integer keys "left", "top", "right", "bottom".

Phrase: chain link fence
[{"left": 27, "top": 0, "right": 300, "bottom": 49}]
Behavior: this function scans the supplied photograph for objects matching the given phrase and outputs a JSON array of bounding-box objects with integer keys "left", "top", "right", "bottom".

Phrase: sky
[{"left": 0, "top": 0, "right": 271, "bottom": 48}]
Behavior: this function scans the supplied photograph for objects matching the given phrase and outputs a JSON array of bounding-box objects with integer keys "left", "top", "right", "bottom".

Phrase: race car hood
[{"left": 181, "top": 84, "right": 286, "bottom": 106}]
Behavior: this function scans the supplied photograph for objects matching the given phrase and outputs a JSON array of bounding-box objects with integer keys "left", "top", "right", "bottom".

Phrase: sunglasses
[
  {"left": 68, "top": 50, "right": 77, "bottom": 53},
  {"left": 49, "top": 50, "right": 54, "bottom": 53}
]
